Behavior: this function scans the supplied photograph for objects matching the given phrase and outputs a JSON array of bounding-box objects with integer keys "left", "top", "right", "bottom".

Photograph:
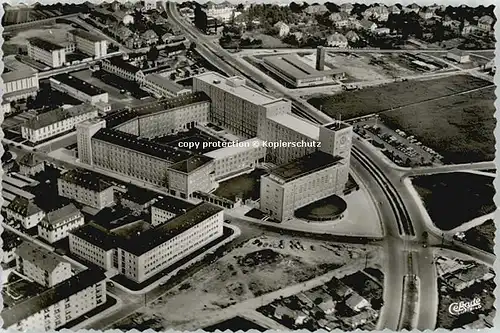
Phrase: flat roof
[
  {"left": 134, "top": 92, "right": 210, "bottom": 116},
  {"left": 93, "top": 128, "right": 193, "bottom": 164},
  {"left": 194, "top": 72, "right": 278, "bottom": 106},
  {"left": 23, "top": 104, "right": 97, "bottom": 130},
  {"left": 169, "top": 155, "right": 213, "bottom": 173},
  {"left": 70, "top": 29, "right": 105, "bottom": 43},
  {"left": 205, "top": 138, "right": 265, "bottom": 159},
  {"left": 268, "top": 113, "right": 320, "bottom": 140},
  {"left": 152, "top": 196, "right": 195, "bottom": 215},
  {"left": 1, "top": 269, "right": 106, "bottom": 329},
  {"left": 105, "top": 56, "right": 141, "bottom": 74},
  {"left": 119, "top": 202, "right": 223, "bottom": 256},
  {"left": 27, "top": 37, "right": 64, "bottom": 52},
  {"left": 269, "top": 151, "right": 343, "bottom": 182},
  {"left": 60, "top": 169, "right": 113, "bottom": 193},
  {"left": 264, "top": 54, "right": 343, "bottom": 81},
  {"left": 145, "top": 73, "right": 189, "bottom": 94},
  {"left": 51, "top": 73, "right": 106, "bottom": 97},
  {"left": 2, "top": 68, "right": 37, "bottom": 83}
]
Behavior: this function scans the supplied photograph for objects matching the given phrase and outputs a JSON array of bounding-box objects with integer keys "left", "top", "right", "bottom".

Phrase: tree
[{"left": 147, "top": 45, "right": 159, "bottom": 62}]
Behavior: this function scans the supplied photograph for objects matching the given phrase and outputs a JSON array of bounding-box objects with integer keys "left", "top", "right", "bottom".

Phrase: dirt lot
[
  {"left": 114, "top": 235, "right": 381, "bottom": 330},
  {"left": 5, "top": 23, "right": 74, "bottom": 48},
  {"left": 308, "top": 75, "right": 491, "bottom": 120},
  {"left": 411, "top": 172, "right": 495, "bottom": 231},
  {"left": 325, "top": 52, "right": 417, "bottom": 82},
  {"left": 381, "top": 86, "right": 495, "bottom": 163}
]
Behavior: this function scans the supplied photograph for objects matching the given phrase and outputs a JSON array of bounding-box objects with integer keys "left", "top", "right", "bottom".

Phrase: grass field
[
  {"left": 381, "top": 86, "right": 495, "bottom": 163},
  {"left": 463, "top": 219, "right": 495, "bottom": 254},
  {"left": 412, "top": 172, "right": 495, "bottom": 231},
  {"left": 307, "top": 75, "right": 492, "bottom": 120}
]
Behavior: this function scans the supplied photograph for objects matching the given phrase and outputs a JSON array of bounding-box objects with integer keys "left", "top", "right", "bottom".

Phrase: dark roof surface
[
  {"left": 270, "top": 151, "right": 343, "bottom": 182},
  {"left": 70, "top": 222, "right": 118, "bottom": 251},
  {"left": 2, "top": 269, "right": 106, "bottom": 329},
  {"left": 119, "top": 202, "right": 222, "bottom": 256},
  {"left": 6, "top": 196, "right": 43, "bottom": 217},
  {"left": 23, "top": 104, "right": 96, "bottom": 130},
  {"left": 60, "top": 169, "right": 113, "bottom": 192},
  {"left": 15, "top": 241, "right": 69, "bottom": 272},
  {"left": 42, "top": 203, "right": 82, "bottom": 228},
  {"left": 27, "top": 37, "right": 63, "bottom": 51},
  {"left": 106, "top": 56, "right": 141, "bottom": 74},
  {"left": 52, "top": 73, "right": 106, "bottom": 97},
  {"left": 152, "top": 196, "right": 195, "bottom": 215}
]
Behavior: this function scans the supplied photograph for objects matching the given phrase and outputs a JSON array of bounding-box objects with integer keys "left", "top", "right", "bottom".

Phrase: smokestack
[{"left": 316, "top": 46, "right": 325, "bottom": 71}]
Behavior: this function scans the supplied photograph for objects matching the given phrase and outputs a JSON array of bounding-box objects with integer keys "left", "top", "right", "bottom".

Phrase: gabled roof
[
  {"left": 42, "top": 203, "right": 81, "bottom": 228},
  {"left": 6, "top": 196, "right": 43, "bottom": 217},
  {"left": 15, "top": 241, "right": 69, "bottom": 272}
]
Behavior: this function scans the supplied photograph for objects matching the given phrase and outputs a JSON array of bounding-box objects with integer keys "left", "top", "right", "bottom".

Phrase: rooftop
[
  {"left": 18, "top": 152, "right": 44, "bottom": 167},
  {"left": 269, "top": 151, "right": 343, "bottom": 182},
  {"left": 2, "top": 230, "right": 23, "bottom": 252},
  {"left": 205, "top": 138, "right": 265, "bottom": 159},
  {"left": 119, "top": 202, "right": 223, "bottom": 256},
  {"left": 194, "top": 72, "right": 279, "bottom": 106},
  {"left": 2, "top": 269, "right": 106, "bottom": 329},
  {"left": 2, "top": 68, "right": 37, "bottom": 83},
  {"left": 169, "top": 155, "right": 214, "bottom": 173},
  {"left": 27, "top": 37, "right": 64, "bottom": 52},
  {"left": 152, "top": 196, "right": 195, "bottom": 215},
  {"left": 70, "top": 222, "right": 117, "bottom": 251},
  {"left": 145, "top": 73, "right": 189, "bottom": 94},
  {"left": 23, "top": 104, "right": 97, "bottom": 130},
  {"left": 93, "top": 128, "right": 194, "bottom": 164},
  {"left": 15, "top": 241, "right": 69, "bottom": 272},
  {"left": 106, "top": 56, "right": 142, "bottom": 74},
  {"left": 70, "top": 28, "right": 105, "bottom": 43},
  {"left": 134, "top": 92, "right": 209, "bottom": 117},
  {"left": 42, "top": 203, "right": 82, "bottom": 228},
  {"left": 268, "top": 113, "right": 320, "bottom": 140},
  {"left": 263, "top": 54, "right": 344, "bottom": 81},
  {"left": 51, "top": 73, "right": 106, "bottom": 97},
  {"left": 122, "top": 185, "right": 158, "bottom": 205},
  {"left": 6, "top": 196, "right": 43, "bottom": 217},
  {"left": 60, "top": 169, "right": 113, "bottom": 193}
]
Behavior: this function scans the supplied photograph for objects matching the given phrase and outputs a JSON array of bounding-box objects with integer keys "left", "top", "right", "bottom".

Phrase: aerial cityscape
[{"left": 0, "top": 0, "right": 496, "bottom": 331}]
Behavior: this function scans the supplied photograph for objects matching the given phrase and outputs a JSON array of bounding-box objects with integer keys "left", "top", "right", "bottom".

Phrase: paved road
[{"left": 404, "top": 161, "right": 495, "bottom": 177}]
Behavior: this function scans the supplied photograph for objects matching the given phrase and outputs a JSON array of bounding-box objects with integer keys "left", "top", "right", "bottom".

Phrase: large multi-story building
[
  {"left": 67, "top": 29, "right": 108, "bottom": 58},
  {"left": 15, "top": 242, "right": 72, "bottom": 287},
  {"left": 58, "top": 169, "right": 114, "bottom": 209},
  {"left": 21, "top": 104, "right": 98, "bottom": 143},
  {"left": 18, "top": 152, "right": 45, "bottom": 176},
  {"left": 37, "top": 203, "right": 85, "bottom": 244},
  {"left": 141, "top": 73, "right": 192, "bottom": 99},
  {"left": 2, "top": 268, "right": 107, "bottom": 331},
  {"left": 204, "top": 138, "right": 266, "bottom": 180},
  {"left": 27, "top": 37, "right": 66, "bottom": 68},
  {"left": 260, "top": 151, "right": 347, "bottom": 221},
  {"left": 192, "top": 72, "right": 291, "bottom": 138},
  {"left": 112, "top": 92, "right": 211, "bottom": 138},
  {"left": 1, "top": 67, "right": 39, "bottom": 102},
  {"left": 69, "top": 202, "right": 223, "bottom": 283},
  {"left": 101, "top": 56, "right": 145, "bottom": 82},
  {"left": 50, "top": 74, "right": 110, "bottom": 112},
  {"left": 150, "top": 197, "right": 195, "bottom": 226},
  {"left": 75, "top": 118, "right": 107, "bottom": 166},
  {"left": 4, "top": 196, "right": 45, "bottom": 229}
]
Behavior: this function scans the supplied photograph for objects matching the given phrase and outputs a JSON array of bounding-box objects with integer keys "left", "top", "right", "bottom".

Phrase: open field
[
  {"left": 463, "top": 219, "right": 495, "bottom": 254},
  {"left": 308, "top": 75, "right": 492, "bottom": 120},
  {"left": 411, "top": 172, "right": 495, "bottom": 231},
  {"left": 4, "top": 23, "right": 75, "bottom": 48},
  {"left": 381, "top": 86, "right": 495, "bottom": 164},
  {"left": 113, "top": 235, "right": 381, "bottom": 330}
]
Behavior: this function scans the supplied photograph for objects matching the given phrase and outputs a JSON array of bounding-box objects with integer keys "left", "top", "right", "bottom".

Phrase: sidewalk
[{"left": 112, "top": 224, "right": 241, "bottom": 295}]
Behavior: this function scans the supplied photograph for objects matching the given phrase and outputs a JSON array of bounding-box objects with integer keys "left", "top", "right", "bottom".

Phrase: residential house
[
  {"left": 18, "top": 152, "right": 45, "bottom": 176},
  {"left": 461, "top": 20, "right": 478, "bottom": 36},
  {"left": 388, "top": 5, "right": 401, "bottom": 15},
  {"left": 304, "top": 4, "right": 328, "bottom": 15},
  {"left": 363, "top": 6, "right": 389, "bottom": 22},
  {"left": 345, "top": 31, "right": 360, "bottom": 43},
  {"left": 125, "top": 36, "right": 142, "bottom": 49},
  {"left": 419, "top": 7, "right": 434, "bottom": 19},
  {"left": 318, "top": 298, "right": 336, "bottom": 315},
  {"left": 2, "top": 230, "right": 23, "bottom": 263},
  {"left": 290, "top": 31, "right": 304, "bottom": 42},
  {"left": 327, "top": 278, "right": 353, "bottom": 298},
  {"left": 478, "top": 15, "right": 494, "bottom": 32},
  {"left": 114, "top": 25, "right": 133, "bottom": 41},
  {"left": 326, "top": 33, "right": 348, "bottom": 48},
  {"left": 359, "top": 19, "right": 377, "bottom": 32},
  {"left": 15, "top": 241, "right": 72, "bottom": 287},
  {"left": 447, "top": 265, "right": 494, "bottom": 292},
  {"left": 38, "top": 203, "right": 85, "bottom": 244},
  {"left": 329, "top": 12, "right": 350, "bottom": 28},
  {"left": 340, "top": 3, "right": 353, "bottom": 14},
  {"left": 5, "top": 196, "right": 45, "bottom": 229},
  {"left": 345, "top": 293, "right": 370, "bottom": 312},
  {"left": 374, "top": 27, "right": 391, "bottom": 35},
  {"left": 141, "top": 29, "right": 159, "bottom": 45},
  {"left": 405, "top": 3, "right": 421, "bottom": 13},
  {"left": 274, "top": 21, "right": 290, "bottom": 37},
  {"left": 442, "top": 16, "right": 460, "bottom": 29},
  {"left": 343, "top": 309, "right": 378, "bottom": 328},
  {"left": 274, "top": 305, "right": 308, "bottom": 326},
  {"left": 113, "top": 10, "right": 134, "bottom": 25}
]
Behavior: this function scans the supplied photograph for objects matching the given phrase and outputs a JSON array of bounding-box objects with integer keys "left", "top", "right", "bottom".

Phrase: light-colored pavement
[{"left": 404, "top": 161, "right": 495, "bottom": 177}]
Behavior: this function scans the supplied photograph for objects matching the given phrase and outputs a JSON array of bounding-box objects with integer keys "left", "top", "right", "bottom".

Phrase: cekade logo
[{"left": 448, "top": 298, "right": 482, "bottom": 315}]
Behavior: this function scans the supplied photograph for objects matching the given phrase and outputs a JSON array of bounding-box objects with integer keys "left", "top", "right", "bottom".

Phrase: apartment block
[
  {"left": 58, "top": 169, "right": 114, "bottom": 209},
  {"left": 38, "top": 204, "right": 85, "bottom": 244}
]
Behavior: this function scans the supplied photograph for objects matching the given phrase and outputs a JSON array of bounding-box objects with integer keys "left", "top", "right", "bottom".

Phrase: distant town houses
[
  {"left": 358, "top": 19, "right": 377, "bottom": 32},
  {"left": 339, "top": 3, "right": 353, "bottom": 14},
  {"left": 304, "top": 4, "right": 328, "bottom": 15},
  {"left": 2, "top": 230, "right": 22, "bottom": 264},
  {"left": 345, "top": 30, "right": 360, "bottom": 43},
  {"left": 326, "top": 33, "right": 348, "bottom": 48},
  {"left": 388, "top": 5, "right": 401, "bottom": 15},
  {"left": 404, "top": 3, "right": 421, "bottom": 13},
  {"left": 419, "top": 7, "right": 435, "bottom": 20},
  {"left": 329, "top": 12, "right": 350, "bottom": 28},
  {"left": 363, "top": 6, "right": 389, "bottom": 22},
  {"left": 461, "top": 20, "right": 478, "bottom": 36},
  {"left": 478, "top": 15, "right": 495, "bottom": 32},
  {"left": 274, "top": 21, "right": 290, "bottom": 37},
  {"left": 141, "top": 29, "right": 159, "bottom": 45},
  {"left": 374, "top": 27, "right": 391, "bottom": 35}
]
